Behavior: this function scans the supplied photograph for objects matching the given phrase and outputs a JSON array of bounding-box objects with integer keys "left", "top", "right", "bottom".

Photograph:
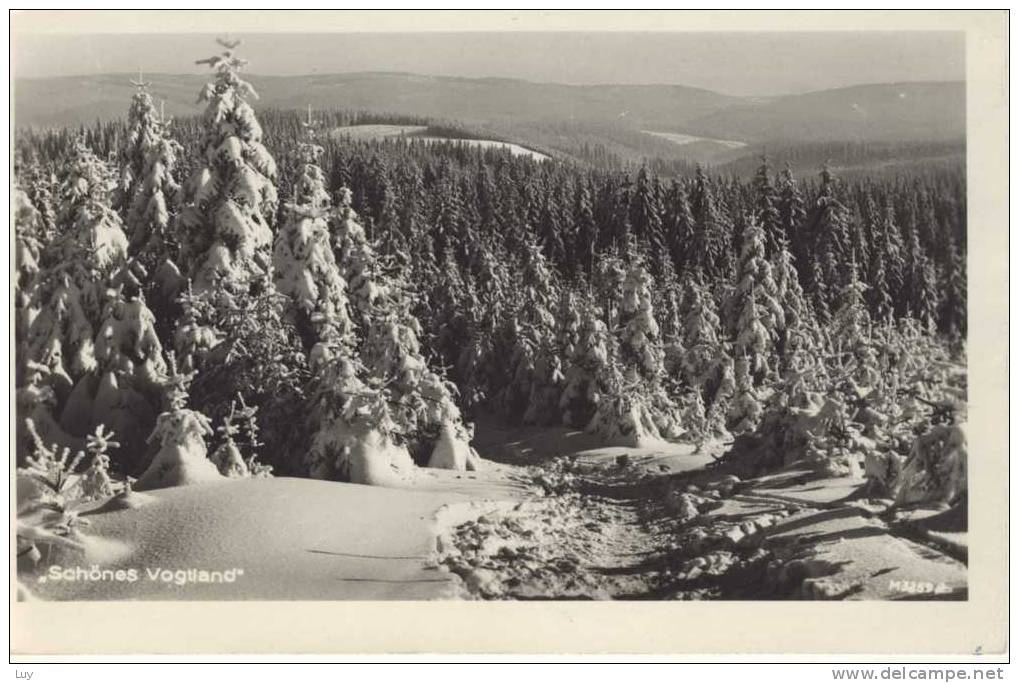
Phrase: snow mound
[
  {"left": 427, "top": 421, "right": 481, "bottom": 472},
  {"left": 586, "top": 399, "right": 666, "bottom": 449},
  {"left": 347, "top": 428, "right": 417, "bottom": 487},
  {"left": 893, "top": 423, "right": 967, "bottom": 505},
  {"left": 134, "top": 409, "right": 222, "bottom": 490}
]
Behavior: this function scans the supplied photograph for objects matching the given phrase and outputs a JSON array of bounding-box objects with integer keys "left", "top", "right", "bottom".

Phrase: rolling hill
[
  {"left": 12, "top": 72, "right": 737, "bottom": 131},
  {"left": 13, "top": 72, "right": 965, "bottom": 170},
  {"left": 684, "top": 82, "right": 966, "bottom": 144}
]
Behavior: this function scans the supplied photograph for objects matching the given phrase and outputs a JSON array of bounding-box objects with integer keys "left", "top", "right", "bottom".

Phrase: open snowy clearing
[
  {"left": 414, "top": 137, "right": 550, "bottom": 161},
  {"left": 330, "top": 124, "right": 429, "bottom": 139},
  {"left": 331, "top": 124, "right": 550, "bottom": 161},
  {"left": 643, "top": 130, "right": 748, "bottom": 149},
  {"left": 22, "top": 422, "right": 966, "bottom": 601},
  {"left": 22, "top": 463, "right": 527, "bottom": 601}
]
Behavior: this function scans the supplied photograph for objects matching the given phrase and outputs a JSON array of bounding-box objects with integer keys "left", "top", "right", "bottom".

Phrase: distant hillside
[
  {"left": 712, "top": 139, "right": 965, "bottom": 179},
  {"left": 12, "top": 72, "right": 736, "bottom": 131},
  {"left": 13, "top": 73, "right": 966, "bottom": 168},
  {"left": 685, "top": 82, "right": 965, "bottom": 143}
]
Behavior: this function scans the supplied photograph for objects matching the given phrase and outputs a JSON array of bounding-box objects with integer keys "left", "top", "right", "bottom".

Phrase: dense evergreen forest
[{"left": 13, "top": 41, "right": 967, "bottom": 490}]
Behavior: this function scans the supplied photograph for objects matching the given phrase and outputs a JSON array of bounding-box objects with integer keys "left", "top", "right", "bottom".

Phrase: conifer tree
[
  {"left": 27, "top": 140, "right": 128, "bottom": 385},
  {"left": 273, "top": 109, "right": 355, "bottom": 348},
  {"left": 135, "top": 374, "right": 220, "bottom": 490},
  {"left": 125, "top": 105, "right": 184, "bottom": 267},
  {"left": 753, "top": 155, "right": 783, "bottom": 256},
  {"left": 656, "top": 257, "right": 686, "bottom": 378},
  {"left": 939, "top": 238, "right": 967, "bottom": 340},
  {"left": 629, "top": 167, "right": 664, "bottom": 266},
  {"left": 559, "top": 295, "right": 610, "bottom": 428},
  {"left": 727, "top": 355, "right": 762, "bottom": 435},
  {"left": 689, "top": 165, "right": 730, "bottom": 279},
  {"left": 831, "top": 259, "right": 871, "bottom": 354},
  {"left": 115, "top": 72, "right": 162, "bottom": 219},
  {"left": 116, "top": 82, "right": 187, "bottom": 334},
  {"left": 776, "top": 164, "right": 807, "bottom": 279},
  {"left": 831, "top": 260, "right": 882, "bottom": 388},
  {"left": 663, "top": 179, "right": 695, "bottom": 271},
  {"left": 330, "top": 185, "right": 476, "bottom": 468},
  {"left": 615, "top": 249, "right": 681, "bottom": 438},
  {"left": 770, "top": 238, "right": 810, "bottom": 364},
  {"left": 680, "top": 277, "right": 734, "bottom": 435},
  {"left": 78, "top": 280, "right": 168, "bottom": 469},
  {"left": 807, "top": 166, "right": 852, "bottom": 314},
  {"left": 573, "top": 181, "right": 598, "bottom": 276},
  {"left": 21, "top": 161, "right": 58, "bottom": 243},
  {"left": 14, "top": 183, "right": 43, "bottom": 383},
  {"left": 500, "top": 240, "right": 562, "bottom": 425},
  {"left": 680, "top": 277, "right": 722, "bottom": 389},
  {"left": 178, "top": 38, "right": 278, "bottom": 293},
  {"left": 171, "top": 40, "right": 310, "bottom": 475},
  {"left": 727, "top": 218, "right": 783, "bottom": 378}
]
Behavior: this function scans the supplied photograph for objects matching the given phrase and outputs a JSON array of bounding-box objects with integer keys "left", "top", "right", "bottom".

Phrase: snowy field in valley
[
  {"left": 643, "top": 130, "right": 748, "bottom": 149},
  {"left": 331, "top": 124, "right": 550, "bottom": 161}
]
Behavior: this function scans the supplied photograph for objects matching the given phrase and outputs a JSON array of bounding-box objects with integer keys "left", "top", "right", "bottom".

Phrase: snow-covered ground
[
  {"left": 643, "top": 130, "right": 748, "bottom": 149},
  {"left": 20, "top": 420, "right": 966, "bottom": 601},
  {"left": 331, "top": 124, "right": 549, "bottom": 161}
]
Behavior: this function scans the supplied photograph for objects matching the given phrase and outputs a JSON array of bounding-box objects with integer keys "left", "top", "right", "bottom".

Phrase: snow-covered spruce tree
[
  {"left": 776, "top": 164, "right": 807, "bottom": 282},
  {"left": 656, "top": 257, "right": 686, "bottom": 380},
  {"left": 586, "top": 245, "right": 680, "bottom": 445},
  {"left": 67, "top": 268, "right": 170, "bottom": 473},
  {"left": 731, "top": 288, "right": 772, "bottom": 383},
  {"left": 80, "top": 425, "right": 118, "bottom": 502},
  {"left": 679, "top": 276, "right": 722, "bottom": 389},
  {"left": 270, "top": 116, "right": 415, "bottom": 482},
  {"left": 306, "top": 343, "right": 419, "bottom": 484},
  {"left": 14, "top": 183, "right": 43, "bottom": 384},
  {"left": 555, "top": 286, "right": 582, "bottom": 371},
  {"left": 115, "top": 73, "right": 163, "bottom": 221},
  {"left": 172, "top": 40, "right": 310, "bottom": 475},
  {"left": 680, "top": 387, "right": 708, "bottom": 448},
  {"left": 21, "top": 161, "right": 58, "bottom": 243},
  {"left": 680, "top": 278, "right": 734, "bottom": 438},
  {"left": 753, "top": 156, "right": 783, "bottom": 257},
  {"left": 831, "top": 261, "right": 880, "bottom": 389},
  {"left": 807, "top": 166, "right": 852, "bottom": 318},
  {"left": 559, "top": 293, "right": 610, "bottom": 429},
  {"left": 770, "top": 237, "right": 812, "bottom": 366},
  {"left": 134, "top": 373, "right": 221, "bottom": 491},
  {"left": 500, "top": 239, "right": 563, "bottom": 426},
  {"left": 273, "top": 110, "right": 355, "bottom": 347},
  {"left": 689, "top": 165, "right": 732, "bottom": 279},
  {"left": 329, "top": 187, "right": 479, "bottom": 471},
  {"left": 118, "top": 82, "right": 187, "bottom": 315},
  {"left": 866, "top": 223, "right": 895, "bottom": 325},
  {"left": 831, "top": 260, "right": 870, "bottom": 353},
  {"left": 615, "top": 249, "right": 681, "bottom": 437},
  {"left": 178, "top": 38, "right": 278, "bottom": 294},
  {"left": 727, "top": 354, "right": 762, "bottom": 435},
  {"left": 210, "top": 396, "right": 253, "bottom": 478},
  {"left": 726, "top": 217, "right": 783, "bottom": 380},
  {"left": 455, "top": 238, "right": 515, "bottom": 414},
  {"left": 939, "top": 238, "right": 967, "bottom": 341},
  {"left": 26, "top": 140, "right": 128, "bottom": 394}
]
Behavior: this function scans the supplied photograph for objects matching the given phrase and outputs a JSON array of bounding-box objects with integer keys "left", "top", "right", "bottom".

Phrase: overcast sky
[{"left": 12, "top": 31, "right": 964, "bottom": 96}]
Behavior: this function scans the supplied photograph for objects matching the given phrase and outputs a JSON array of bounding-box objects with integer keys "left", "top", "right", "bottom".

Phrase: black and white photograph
[{"left": 8, "top": 8, "right": 1009, "bottom": 660}]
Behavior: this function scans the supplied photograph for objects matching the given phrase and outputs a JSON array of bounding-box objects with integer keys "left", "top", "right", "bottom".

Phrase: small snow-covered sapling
[{"left": 81, "top": 423, "right": 120, "bottom": 501}]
